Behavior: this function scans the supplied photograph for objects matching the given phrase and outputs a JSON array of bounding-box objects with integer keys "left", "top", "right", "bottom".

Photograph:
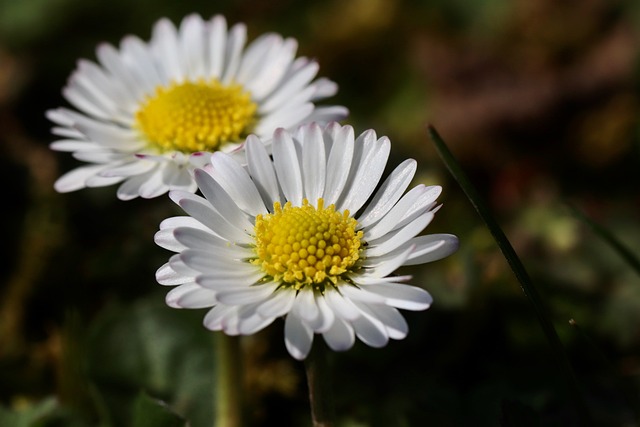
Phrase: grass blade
[
  {"left": 568, "top": 204, "right": 640, "bottom": 277},
  {"left": 427, "top": 125, "right": 592, "bottom": 425}
]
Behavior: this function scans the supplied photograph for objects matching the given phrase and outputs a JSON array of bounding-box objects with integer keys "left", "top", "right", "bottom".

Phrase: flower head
[
  {"left": 48, "top": 14, "right": 348, "bottom": 200},
  {"left": 155, "top": 122, "right": 458, "bottom": 360}
]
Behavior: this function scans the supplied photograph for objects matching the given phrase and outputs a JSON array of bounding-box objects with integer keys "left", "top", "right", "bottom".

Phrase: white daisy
[
  {"left": 154, "top": 122, "right": 459, "bottom": 360},
  {"left": 48, "top": 14, "right": 348, "bottom": 200}
]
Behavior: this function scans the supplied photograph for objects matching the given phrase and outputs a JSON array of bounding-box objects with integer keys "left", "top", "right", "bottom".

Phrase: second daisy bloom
[
  {"left": 49, "top": 14, "right": 347, "bottom": 200},
  {"left": 155, "top": 122, "right": 459, "bottom": 360}
]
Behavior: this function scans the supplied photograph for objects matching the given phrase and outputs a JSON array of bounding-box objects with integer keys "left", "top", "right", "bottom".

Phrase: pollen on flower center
[
  {"left": 253, "top": 198, "right": 364, "bottom": 290},
  {"left": 134, "top": 80, "right": 257, "bottom": 153}
]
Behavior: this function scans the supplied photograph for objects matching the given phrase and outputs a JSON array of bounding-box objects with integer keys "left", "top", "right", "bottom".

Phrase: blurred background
[{"left": 1, "top": 0, "right": 640, "bottom": 425}]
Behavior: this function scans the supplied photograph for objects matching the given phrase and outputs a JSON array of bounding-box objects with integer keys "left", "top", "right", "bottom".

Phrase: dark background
[{"left": 1, "top": 0, "right": 640, "bottom": 425}]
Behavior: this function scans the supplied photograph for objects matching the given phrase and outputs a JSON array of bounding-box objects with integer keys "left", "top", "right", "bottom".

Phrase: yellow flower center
[
  {"left": 134, "top": 80, "right": 257, "bottom": 153},
  {"left": 253, "top": 199, "right": 364, "bottom": 290}
]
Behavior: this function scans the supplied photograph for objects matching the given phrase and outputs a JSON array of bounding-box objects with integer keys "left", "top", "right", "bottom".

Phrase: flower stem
[
  {"left": 304, "top": 340, "right": 335, "bottom": 427},
  {"left": 214, "top": 333, "right": 243, "bottom": 427}
]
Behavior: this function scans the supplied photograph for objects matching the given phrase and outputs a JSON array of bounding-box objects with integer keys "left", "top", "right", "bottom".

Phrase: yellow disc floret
[
  {"left": 253, "top": 198, "right": 364, "bottom": 290},
  {"left": 135, "top": 80, "right": 257, "bottom": 153}
]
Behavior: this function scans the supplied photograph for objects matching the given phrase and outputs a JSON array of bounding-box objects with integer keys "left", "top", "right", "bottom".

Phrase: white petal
[
  {"left": 337, "top": 134, "right": 390, "bottom": 214},
  {"left": 366, "top": 213, "right": 434, "bottom": 257},
  {"left": 256, "top": 290, "right": 296, "bottom": 318},
  {"left": 171, "top": 192, "right": 252, "bottom": 244},
  {"left": 99, "top": 159, "right": 156, "bottom": 177},
  {"left": 194, "top": 169, "right": 254, "bottom": 232},
  {"left": 255, "top": 103, "right": 314, "bottom": 136},
  {"left": 238, "top": 307, "right": 276, "bottom": 335},
  {"left": 351, "top": 312, "right": 388, "bottom": 348},
  {"left": 156, "top": 262, "right": 189, "bottom": 286},
  {"left": 323, "top": 125, "right": 355, "bottom": 205},
  {"left": 361, "top": 283, "right": 433, "bottom": 311},
  {"left": 179, "top": 14, "right": 206, "bottom": 79},
  {"left": 272, "top": 128, "right": 303, "bottom": 205},
  {"left": 207, "top": 15, "right": 227, "bottom": 78},
  {"left": 403, "top": 234, "right": 459, "bottom": 266},
  {"left": 216, "top": 283, "right": 277, "bottom": 305},
  {"left": 292, "top": 288, "right": 319, "bottom": 323},
  {"left": 308, "top": 294, "right": 335, "bottom": 333},
  {"left": 150, "top": 18, "right": 183, "bottom": 82},
  {"left": 207, "top": 152, "right": 266, "bottom": 216},
  {"left": 357, "top": 159, "right": 417, "bottom": 228},
  {"left": 173, "top": 227, "right": 253, "bottom": 258},
  {"left": 196, "top": 272, "right": 266, "bottom": 291},
  {"left": 159, "top": 215, "right": 210, "bottom": 232},
  {"left": 364, "top": 244, "right": 415, "bottom": 278},
  {"left": 258, "top": 60, "right": 319, "bottom": 114},
  {"left": 138, "top": 163, "right": 171, "bottom": 199},
  {"left": 322, "top": 317, "right": 355, "bottom": 352},
  {"left": 324, "top": 288, "right": 361, "bottom": 321},
  {"left": 154, "top": 228, "right": 184, "bottom": 252},
  {"left": 300, "top": 123, "right": 326, "bottom": 203},
  {"left": 54, "top": 164, "right": 106, "bottom": 193},
  {"left": 302, "top": 106, "right": 349, "bottom": 124},
  {"left": 364, "top": 185, "right": 438, "bottom": 241},
  {"left": 180, "top": 249, "right": 256, "bottom": 276},
  {"left": 338, "top": 285, "right": 386, "bottom": 304},
  {"left": 203, "top": 304, "right": 236, "bottom": 331},
  {"left": 245, "top": 135, "right": 281, "bottom": 208},
  {"left": 221, "top": 23, "right": 247, "bottom": 84},
  {"left": 284, "top": 313, "right": 313, "bottom": 360},
  {"left": 353, "top": 301, "right": 408, "bottom": 340},
  {"left": 166, "top": 283, "right": 217, "bottom": 308}
]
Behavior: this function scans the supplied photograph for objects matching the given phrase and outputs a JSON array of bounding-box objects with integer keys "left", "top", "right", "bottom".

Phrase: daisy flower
[
  {"left": 154, "top": 122, "right": 459, "bottom": 360},
  {"left": 48, "top": 14, "right": 347, "bottom": 200}
]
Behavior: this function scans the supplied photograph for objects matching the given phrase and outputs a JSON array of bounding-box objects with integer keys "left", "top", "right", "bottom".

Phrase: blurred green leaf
[
  {"left": 568, "top": 204, "right": 640, "bottom": 278},
  {"left": 0, "top": 397, "right": 58, "bottom": 427},
  {"left": 132, "top": 392, "right": 187, "bottom": 427},
  {"left": 85, "top": 296, "right": 214, "bottom": 427}
]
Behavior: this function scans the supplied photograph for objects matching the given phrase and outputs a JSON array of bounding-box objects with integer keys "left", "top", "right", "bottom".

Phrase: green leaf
[
  {"left": 132, "top": 392, "right": 187, "bottom": 427},
  {"left": 85, "top": 295, "right": 215, "bottom": 427}
]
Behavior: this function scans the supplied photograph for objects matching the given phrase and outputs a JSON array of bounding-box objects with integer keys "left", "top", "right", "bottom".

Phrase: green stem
[
  {"left": 304, "top": 340, "right": 335, "bottom": 427},
  {"left": 214, "top": 333, "right": 243, "bottom": 427},
  {"left": 427, "top": 125, "right": 593, "bottom": 425}
]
